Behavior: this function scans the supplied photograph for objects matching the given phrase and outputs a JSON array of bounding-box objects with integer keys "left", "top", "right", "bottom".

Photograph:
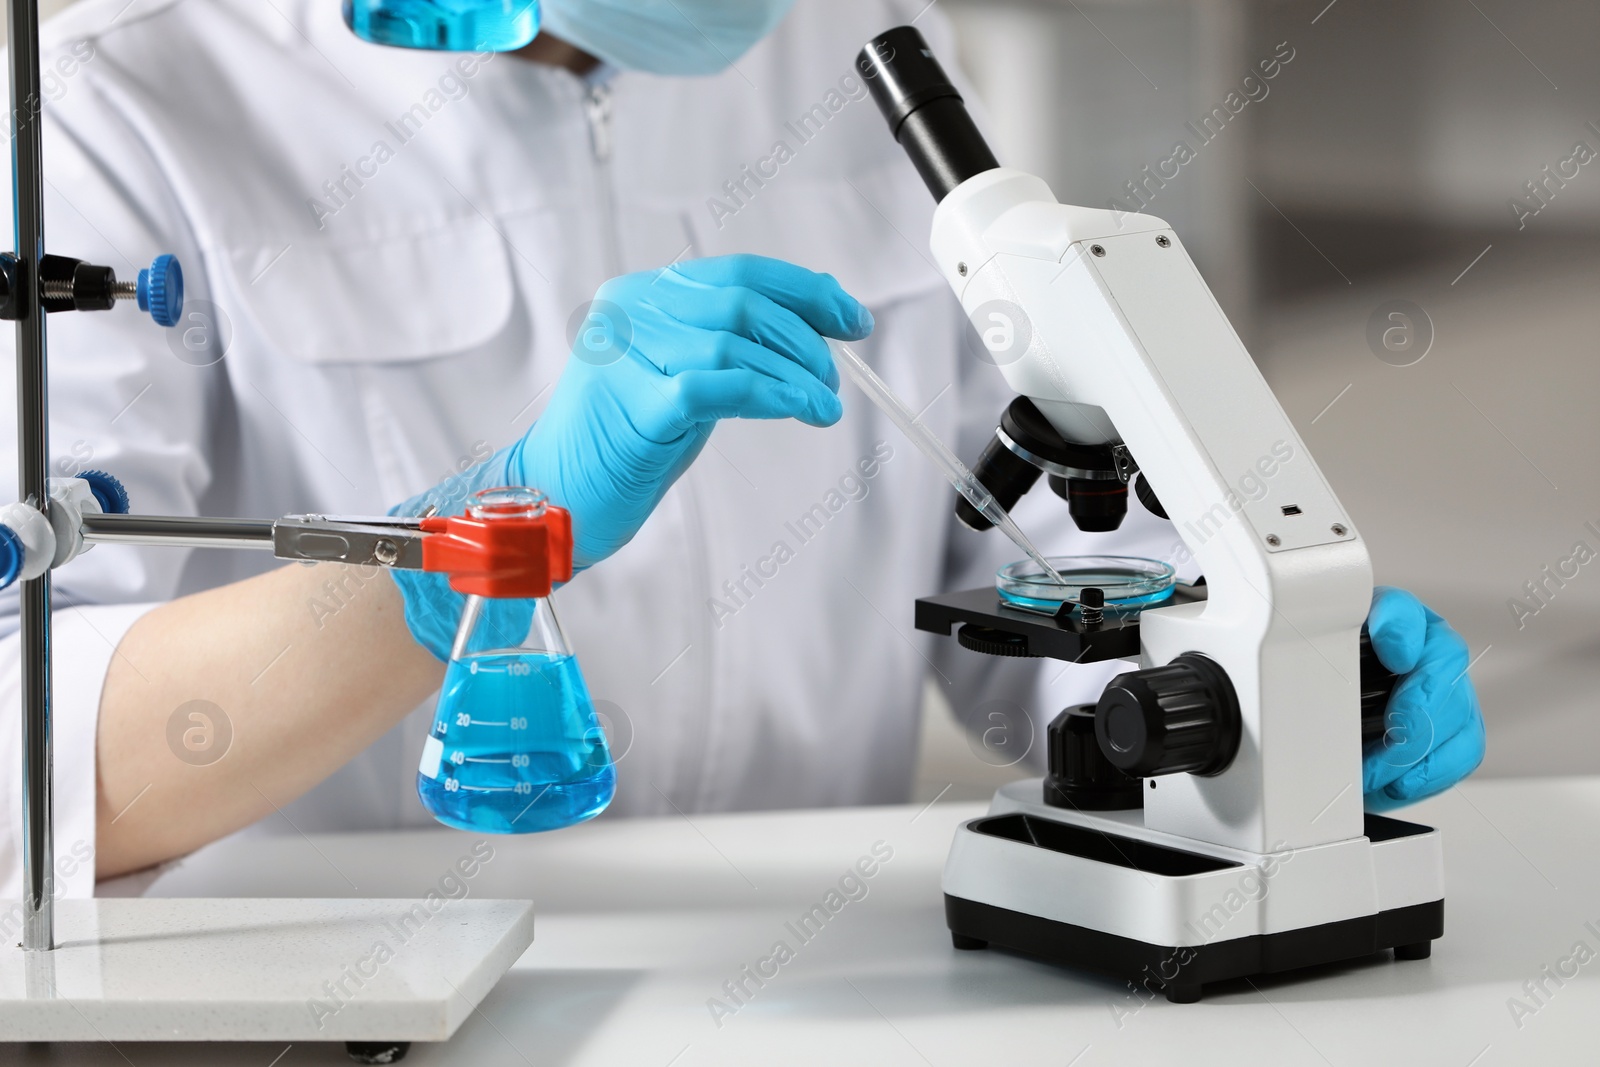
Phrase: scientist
[{"left": 0, "top": 0, "right": 1483, "bottom": 894}]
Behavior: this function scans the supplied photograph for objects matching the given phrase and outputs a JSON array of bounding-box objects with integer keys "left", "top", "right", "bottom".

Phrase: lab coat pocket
[{"left": 224, "top": 215, "right": 517, "bottom": 365}]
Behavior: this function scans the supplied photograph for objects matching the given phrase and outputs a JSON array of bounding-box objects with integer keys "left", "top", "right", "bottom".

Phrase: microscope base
[
  {"left": 942, "top": 779, "right": 1445, "bottom": 1002},
  {"left": 945, "top": 894, "right": 1442, "bottom": 1003}
]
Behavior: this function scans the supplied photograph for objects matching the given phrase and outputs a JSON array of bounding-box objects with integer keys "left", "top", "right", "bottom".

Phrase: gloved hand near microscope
[
  {"left": 1363, "top": 586, "right": 1485, "bottom": 809},
  {"left": 389, "top": 248, "right": 1484, "bottom": 812}
]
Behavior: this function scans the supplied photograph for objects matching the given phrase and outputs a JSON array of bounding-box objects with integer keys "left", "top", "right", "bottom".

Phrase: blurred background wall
[{"left": 15, "top": 0, "right": 1600, "bottom": 799}]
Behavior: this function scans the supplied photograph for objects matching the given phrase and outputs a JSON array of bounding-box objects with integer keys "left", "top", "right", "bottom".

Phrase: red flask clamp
[{"left": 419, "top": 488, "right": 573, "bottom": 599}]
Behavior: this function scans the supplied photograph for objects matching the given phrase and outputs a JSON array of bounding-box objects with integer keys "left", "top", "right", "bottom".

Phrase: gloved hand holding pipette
[
  {"left": 391, "top": 254, "right": 874, "bottom": 661},
  {"left": 829, "top": 340, "right": 1066, "bottom": 585}
]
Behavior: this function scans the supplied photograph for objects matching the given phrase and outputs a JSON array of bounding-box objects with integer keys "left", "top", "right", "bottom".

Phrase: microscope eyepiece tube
[{"left": 858, "top": 26, "right": 1000, "bottom": 202}]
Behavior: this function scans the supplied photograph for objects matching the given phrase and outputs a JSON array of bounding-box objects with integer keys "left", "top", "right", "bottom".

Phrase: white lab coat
[{"left": 0, "top": 0, "right": 1183, "bottom": 898}]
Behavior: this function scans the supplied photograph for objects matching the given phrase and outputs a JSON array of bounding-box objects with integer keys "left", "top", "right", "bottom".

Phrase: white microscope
[{"left": 860, "top": 27, "right": 1444, "bottom": 1003}]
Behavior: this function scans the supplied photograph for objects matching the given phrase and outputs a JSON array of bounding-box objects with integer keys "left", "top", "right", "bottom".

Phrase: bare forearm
[{"left": 95, "top": 564, "right": 443, "bottom": 878}]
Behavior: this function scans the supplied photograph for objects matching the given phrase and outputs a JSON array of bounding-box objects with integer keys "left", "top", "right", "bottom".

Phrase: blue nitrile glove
[
  {"left": 390, "top": 253, "right": 873, "bottom": 661},
  {"left": 1363, "top": 586, "right": 1486, "bottom": 810}
]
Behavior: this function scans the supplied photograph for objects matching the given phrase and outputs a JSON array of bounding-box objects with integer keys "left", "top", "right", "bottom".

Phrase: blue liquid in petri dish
[
  {"left": 418, "top": 650, "right": 615, "bottom": 834},
  {"left": 1001, "top": 585, "right": 1175, "bottom": 616},
  {"left": 996, "top": 556, "right": 1177, "bottom": 617},
  {"left": 343, "top": 0, "right": 540, "bottom": 51}
]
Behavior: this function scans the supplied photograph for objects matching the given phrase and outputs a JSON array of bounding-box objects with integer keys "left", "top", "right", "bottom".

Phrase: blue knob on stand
[
  {"left": 78, "top": 470, "right": 131, "bottom": 515},
  {"left": 0, "top": 524, "right": 22, "bottom": 591},
  {"left": 137, "top": 254, "right": 183, "bottom": 328}
]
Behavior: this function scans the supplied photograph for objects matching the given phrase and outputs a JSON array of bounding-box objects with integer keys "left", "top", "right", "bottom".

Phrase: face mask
[
  {"left": 540, "top": 0, "right": 796, "bottom": 75},
  {"left": 344, "top": 0, "right": 541, "bottom": 52}
]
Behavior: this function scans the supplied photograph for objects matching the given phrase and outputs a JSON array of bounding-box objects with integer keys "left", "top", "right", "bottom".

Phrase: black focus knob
[
  {"left": 1044, "top": 705, "right": 1144, "bottom": 811},
  {"left": 1359, "top": 628, "right": 1401, "bottom": 744},
  {"left": 1095, "top": 654, "right": 1240, "bottom": 777},
  {"left": 956, "top": 624, "right": 1035, "bottom": 658}
]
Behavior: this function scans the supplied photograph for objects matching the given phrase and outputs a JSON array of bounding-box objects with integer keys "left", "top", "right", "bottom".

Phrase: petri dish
[{"left": 997, "top": 555, "right": 1176, "bottom": 617}]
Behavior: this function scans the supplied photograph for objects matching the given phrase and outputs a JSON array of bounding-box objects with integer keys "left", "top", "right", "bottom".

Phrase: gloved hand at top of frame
[
  {"left": 389, "top": 253, "right": 873, "bottom": 661},
  {"left": 1362, "top": 586, "right": 1486, "bottom": 811}
]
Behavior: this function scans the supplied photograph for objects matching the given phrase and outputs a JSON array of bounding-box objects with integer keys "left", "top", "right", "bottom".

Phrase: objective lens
[
  {"left": 956, "top": 435, "right": 1042, "bottom": 532},
  {"left": 1050, "top": 475, "right": 1129, "bottom": 533}
]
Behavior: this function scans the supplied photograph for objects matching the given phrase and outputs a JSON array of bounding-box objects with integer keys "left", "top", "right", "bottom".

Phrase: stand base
[
  {"left": 946, "top": 894, "right": 1442, "bottom": 1002},
  {"left": 0, "top": 898, "right": 535, "bottom": 1042}
]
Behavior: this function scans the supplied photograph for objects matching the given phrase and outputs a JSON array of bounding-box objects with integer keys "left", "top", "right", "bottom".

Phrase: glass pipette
[{"left": 830, "top": 341, "right": 1066, "bottom": 586}]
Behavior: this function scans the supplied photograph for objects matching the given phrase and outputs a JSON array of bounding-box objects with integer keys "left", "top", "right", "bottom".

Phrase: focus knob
[
  {"left": 1095, "top": 653, "right": 1240, "bottom": 777},
  {"left": 1359, "top": 628, "right": 1400, "bottom": 744},
  {"left": 1044, "top": 705, "right": 1144, "bottom": 811}
]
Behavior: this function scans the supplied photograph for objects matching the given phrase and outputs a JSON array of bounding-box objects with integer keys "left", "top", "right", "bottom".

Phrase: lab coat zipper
[
  {"left": 583, "top": 80, "right": 624, "bottom": 278},
  {"left": 580, "top": 76, "right": 712, "bottom": 812}
]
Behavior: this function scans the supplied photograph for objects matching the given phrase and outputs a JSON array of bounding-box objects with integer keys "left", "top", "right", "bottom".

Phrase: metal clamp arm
[
  {"left": 78, "top": 513, "right": 276, "bottom": 551},
  {"left": 46, "top": 502, "right": 569, "bottom": 596},
  {"left": 272, "top": 515, "right": 425, "bottom": 569},
  {"left": 75, "top": 512, "right": 429, "bottom": 570}
]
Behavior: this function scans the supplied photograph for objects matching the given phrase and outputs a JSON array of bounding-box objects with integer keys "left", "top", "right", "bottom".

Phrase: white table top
[{"left": 34, "top": 777, "right": 1600, "bottom": 1065}]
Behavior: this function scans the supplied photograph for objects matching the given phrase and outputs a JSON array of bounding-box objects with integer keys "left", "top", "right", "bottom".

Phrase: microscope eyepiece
[
  {"left": 858, "top": 27, "right": 963, "bottom": 136},
  {"left": 858, "top": 26, "right": 1000, "bottom": 202}
]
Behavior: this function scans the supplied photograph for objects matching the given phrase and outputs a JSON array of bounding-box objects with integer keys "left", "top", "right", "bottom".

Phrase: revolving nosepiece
[{"left": 959, "top": 397, "right": 1129, "bottom": 535}]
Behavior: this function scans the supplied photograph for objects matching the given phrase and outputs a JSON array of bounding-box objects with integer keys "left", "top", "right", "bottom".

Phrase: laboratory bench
[{"left": 2, "top": 776, "right": 1597, "bottom": 1065}]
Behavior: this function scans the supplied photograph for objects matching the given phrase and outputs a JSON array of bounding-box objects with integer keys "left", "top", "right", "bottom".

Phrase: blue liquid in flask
[
  {"left": 418, "top": 649, "right": 615, "bottom": 834},
  {"left": 343, "top": 0, "right": 540, "bottom": 51}
]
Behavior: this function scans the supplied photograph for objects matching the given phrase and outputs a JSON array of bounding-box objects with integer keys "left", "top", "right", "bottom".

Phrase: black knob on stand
[
  {"left": 1095, "top": 654, "right": 1241, "bottom": 778},
  {"left": 1360, "top": 628, "right": 1401, "bottom": 744},
  {"left": 1044, "top": 705, "right": 1144, "bottom": 811}
]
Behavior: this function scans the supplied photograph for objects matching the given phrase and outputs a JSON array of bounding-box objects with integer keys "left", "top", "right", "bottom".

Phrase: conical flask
[{"left": 416, "top": 488, "right": 615, "bottom": 833}]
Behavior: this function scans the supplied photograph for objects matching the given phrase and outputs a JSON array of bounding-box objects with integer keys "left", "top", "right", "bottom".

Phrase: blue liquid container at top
[
  {"left": 343, "top": 0, "right": 540, "bottom": 51},
  {"left": 417, "top": 489, "right": 615, "bottom": 834}
]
